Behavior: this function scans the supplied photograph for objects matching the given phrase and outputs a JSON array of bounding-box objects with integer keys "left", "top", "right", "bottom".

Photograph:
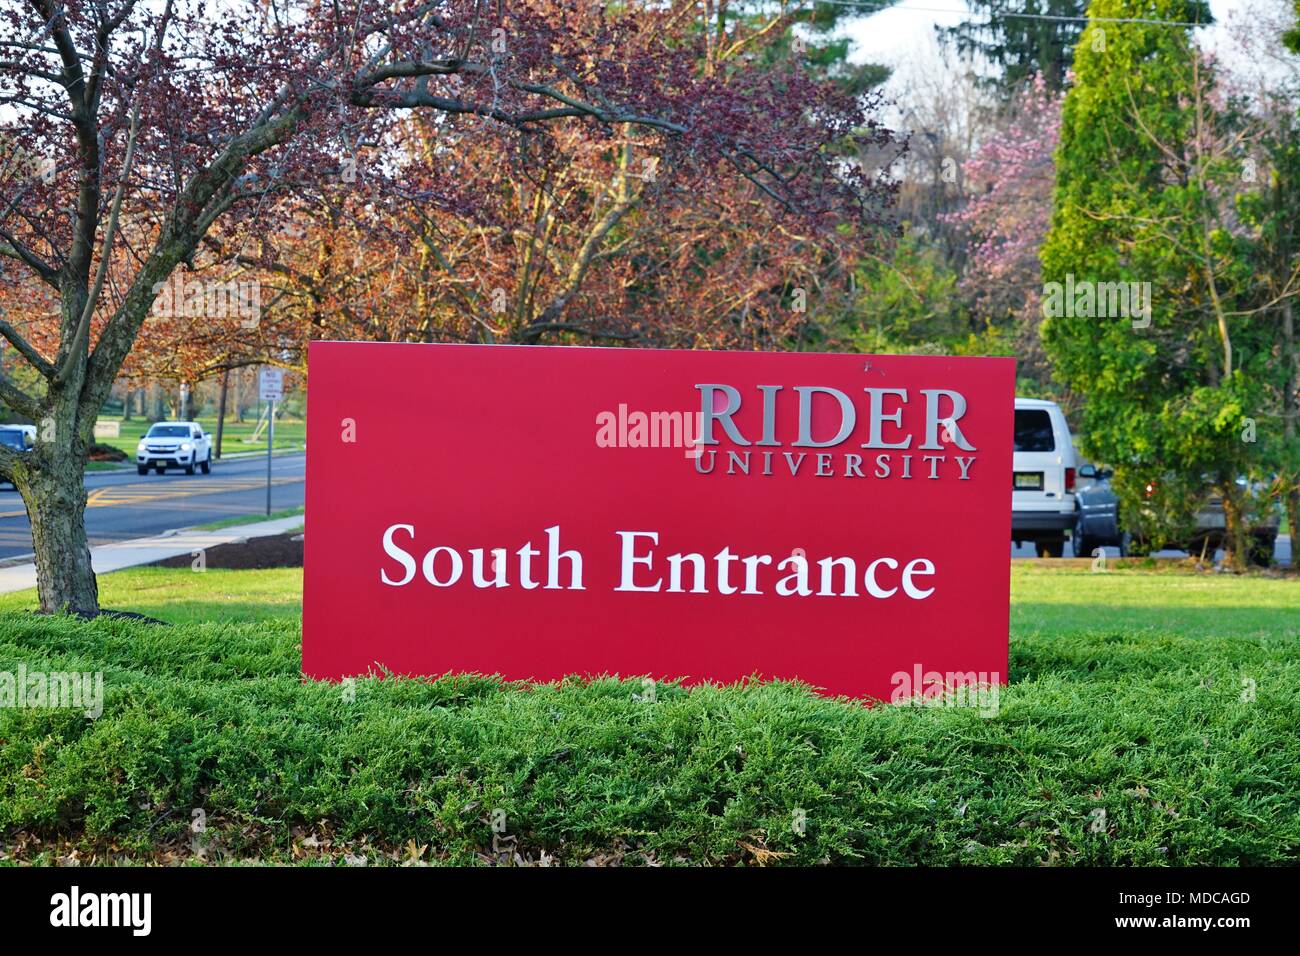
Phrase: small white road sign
[{"left": 259, "top": 368, "right": 284, "bottom": 402}]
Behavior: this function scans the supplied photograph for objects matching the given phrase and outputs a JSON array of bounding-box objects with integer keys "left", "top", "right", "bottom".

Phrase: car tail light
[{"left": 1065, "top": 468, "right": 1076, "bottom": 493}]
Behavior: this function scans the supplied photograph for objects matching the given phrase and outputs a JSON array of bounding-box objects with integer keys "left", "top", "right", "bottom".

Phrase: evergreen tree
[
  {"left": 939, "top": 0, "right": 1088, "bottom": 93},
  {"left": 1039, "top": 0, "right": 1275, "bottom": 565}
]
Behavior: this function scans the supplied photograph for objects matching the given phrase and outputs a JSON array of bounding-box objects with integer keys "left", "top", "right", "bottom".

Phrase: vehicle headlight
[
  {"left": 180, "top": 441, "right": 192, "bottom": 451},
  {"left": 137, "top": 440, "right": 146, "bottom": 450}
]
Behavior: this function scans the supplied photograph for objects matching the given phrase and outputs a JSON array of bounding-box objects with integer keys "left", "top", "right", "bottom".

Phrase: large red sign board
[{"left": 303, "top": 342, "right": 1012, "bottom": 699}]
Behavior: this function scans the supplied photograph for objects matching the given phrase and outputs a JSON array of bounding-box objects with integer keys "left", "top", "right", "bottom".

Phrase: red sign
[{"left": 303, "top": 342, "right": 1013, "bottom": 699}]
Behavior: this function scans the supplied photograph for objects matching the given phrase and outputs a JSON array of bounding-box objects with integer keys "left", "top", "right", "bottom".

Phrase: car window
[
  {"left": 0, "top": 430, "right": 25, "bottom": 450},
  {"left": 1014, "top": 409, "right": 1055, "bottom": 452},
  {"left": 147, "top": 425, "right": 190, "bottom": 438}
]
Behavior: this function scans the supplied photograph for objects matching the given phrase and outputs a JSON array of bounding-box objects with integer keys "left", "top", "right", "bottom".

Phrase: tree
[
  {"left": 818, "top": 232, "right": 969, "bottom": 354},
  {"left": 946, "top": 73, "right": 1062, "bottom": 388},
  {"left": 749, "top": 1, "right": 894, "bottom": 96},
  {"left": 1231, "top": 0, "right": 1300, "bottom": 559},
  {"left": 123, "top": 3, "right": 897, "bottom": 359},
  {"left": 1040, "top": 0, "right": 1290, "bottom": 568},
  {"left": 200, "top": 103, "right": 892, "bottom": 355},
  {"left": 938, "top": 0, "right": 1087, "bottom": 93},
  {"left": 887, "top": 52, "right": 996, "bottom": 259},
  {"left": 0, "top": 0, "right": 898, "bottom": 615}
]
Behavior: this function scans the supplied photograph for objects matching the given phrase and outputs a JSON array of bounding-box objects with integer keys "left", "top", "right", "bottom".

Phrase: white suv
[
  {"left": 136, "top": 421, "right": 213, "bottom": 476},
  {"left": 1012, "top": 398, "right": 1078, "bottom": 557}
]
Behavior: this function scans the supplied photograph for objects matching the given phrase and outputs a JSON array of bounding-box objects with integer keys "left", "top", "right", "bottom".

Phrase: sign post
[
  {"left": 303, "top": 342, "right": 1014, "bottom": 701},
  {"left": 259, "top": 368, "right": 283, "bottom": 516}
]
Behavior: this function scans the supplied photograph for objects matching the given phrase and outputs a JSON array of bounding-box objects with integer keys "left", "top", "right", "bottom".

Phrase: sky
[{"left": 842, "top": 0, "right": 1254, "bottom": 90}]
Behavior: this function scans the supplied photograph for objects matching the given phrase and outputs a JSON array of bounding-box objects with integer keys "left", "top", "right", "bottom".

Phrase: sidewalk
[{"left": 0, "top": 515, "right": 304, "bottom": 594}]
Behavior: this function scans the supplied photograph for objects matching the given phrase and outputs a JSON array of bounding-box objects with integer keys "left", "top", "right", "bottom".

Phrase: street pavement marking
[{"left": 0, "top": 474, "right": 303, "bottom": 519}]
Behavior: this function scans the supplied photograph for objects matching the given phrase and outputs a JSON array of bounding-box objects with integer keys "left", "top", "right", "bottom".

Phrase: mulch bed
[
  {"left": 88, "top": 442, "right": 128, "bottom": 461},
  {"left": 151, "top": 532, "right": 303, "bottom": 570}
]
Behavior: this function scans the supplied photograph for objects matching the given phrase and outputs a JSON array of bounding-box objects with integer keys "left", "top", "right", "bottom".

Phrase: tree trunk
[
  {"left": 1286, "top": 485, "right": 1300, "bottom": 571},
  {"left": 19, "top": 448, "right": 98, "bottom": 615},
  {"left": 215, "top": 368, "right": 229, "bottom": 459},
  {"left": 1219, "top": 478, "right": 1248, "bottom": 573},
  {"left": 1285, "top": 299, "right": 1298, "bottom": 570}
]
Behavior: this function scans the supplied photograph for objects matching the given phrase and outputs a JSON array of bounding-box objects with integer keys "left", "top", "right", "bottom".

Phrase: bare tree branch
[{"left": 55, "top": 98, "right": 142, "bottom": 387}]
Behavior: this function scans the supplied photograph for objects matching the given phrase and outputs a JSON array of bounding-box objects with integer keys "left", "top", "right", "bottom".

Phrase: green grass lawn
[
  {"left": 195, "top": 506, "right": 304, "bottom": 532},
  {"left": 95, "top": 414, "right": 306, "bottom": 455},
  {"left": 0, "top": 564, "right": 1296, "bottom": 865}
]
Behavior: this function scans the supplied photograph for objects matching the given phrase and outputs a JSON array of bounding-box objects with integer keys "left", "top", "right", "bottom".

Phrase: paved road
[
  {"left": 0, "top": 452, "right": 305, "bottom": 561},
  {"left": 1, "top": 453, "right": 1287, "bottom": 567}
]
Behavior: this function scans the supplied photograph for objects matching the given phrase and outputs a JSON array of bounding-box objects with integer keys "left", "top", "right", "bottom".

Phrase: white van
[{"left": 1012, "top": 398, "right": 1078, "bottom": 557}]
